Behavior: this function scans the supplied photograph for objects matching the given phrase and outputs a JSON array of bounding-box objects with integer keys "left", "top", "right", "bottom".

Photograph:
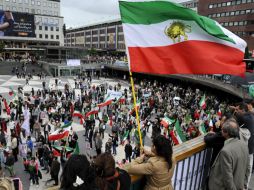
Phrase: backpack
[{"left": 0, "top": 177, "right": 15, "bottom": 190}]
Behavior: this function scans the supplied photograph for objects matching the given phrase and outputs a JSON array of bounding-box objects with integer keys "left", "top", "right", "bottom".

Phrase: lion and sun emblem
[{"left": 164, "top": 21, "right": 192, "bottom": 43}]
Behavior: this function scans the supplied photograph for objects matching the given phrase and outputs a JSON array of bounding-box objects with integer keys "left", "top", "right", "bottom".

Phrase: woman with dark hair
[
  {"left": 124, "top": 135, "right": 175, "bottom": 190},
  {"left": 60, "top": 154, "right": 97, "bottom": 190},
  {"left": 93, "top": 153, "right": 131, "bottom": 190}
]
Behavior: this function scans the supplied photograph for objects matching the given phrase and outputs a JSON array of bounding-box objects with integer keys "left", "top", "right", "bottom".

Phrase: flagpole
[{"left": 129, "top": 71, "right": 143, "bottom": 147}]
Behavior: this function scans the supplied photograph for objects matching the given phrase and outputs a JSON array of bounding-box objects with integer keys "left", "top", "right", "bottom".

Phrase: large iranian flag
[{"left": 119, "top": 0, "right": 246, "bottom": 76}]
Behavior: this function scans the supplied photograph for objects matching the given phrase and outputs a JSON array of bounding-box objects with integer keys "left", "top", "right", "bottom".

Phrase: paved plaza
[
  {"left": 0, "top": 75, "right": 252, "bottom": 190},
  {"left": 0, "top": 75, "right": 153, "bottom": 190}
]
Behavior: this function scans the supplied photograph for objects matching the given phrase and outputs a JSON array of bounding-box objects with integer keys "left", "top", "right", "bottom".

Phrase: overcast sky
[{"left": 61, "top": 0, "right": 187, "bottom": 29}]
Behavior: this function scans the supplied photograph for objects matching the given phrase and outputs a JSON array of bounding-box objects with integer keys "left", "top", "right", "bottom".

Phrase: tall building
[
  {"left": 64, "top": 0, "right": 198, "bottom": 51},
  {"left": 198, "top": 0, "right": 254, "bottom": 51},
  {"left": 0, "top": 0, "right": 64, "bottom": 58},
  {"left": 65, "top": 19, "right": 125, "bottom": 52}
]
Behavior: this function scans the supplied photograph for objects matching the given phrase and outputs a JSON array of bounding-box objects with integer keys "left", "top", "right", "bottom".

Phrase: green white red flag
[
  {"left": 174, "top": 120, "right": 187, "bottom": 144},
  {"left": 98, "top": 90, "right": 123, "bottom": 108},
  {"left": 9, "top": 87, "right": 16, "bottom": 96},
  {"left": 160, "top": 116, "right": 175, "bottom": 128},
  {"left": 119, "top": 0, "right": 246, "bottom": 76},
  {"left": 129, "top": 99, "right": 141, "bottom": 115},
  {"left": 73, "top": 112, "right": 84, "bottom": 124},
  {"left": 199, "top": 94, "right": 206, "bottom": 109},
  {"left": 48, "top": 126, "right": 71, "bottom": 141},
  {"left": 85, "top": 107, "right": 99, "bottom": 118}
]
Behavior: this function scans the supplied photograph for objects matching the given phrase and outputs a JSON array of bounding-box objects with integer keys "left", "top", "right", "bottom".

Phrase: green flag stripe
[
  {"left": 119, "top": 1, "right": 235, "bottom": 43},
  {"left": 175, "top": 120, "right": 187, "bottom": 142}
]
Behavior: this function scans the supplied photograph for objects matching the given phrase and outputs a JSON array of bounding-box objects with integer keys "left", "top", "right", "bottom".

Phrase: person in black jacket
[
  {"left": 124, "top": 141, "right": 132, "bottom": 163},
  {"left": 94, "top": 153, "right": 131, "bottom": 190},
  {"left": 50, "top": 157, "right": 60, "bottom": 186},
  {"left": 233, "top": 102, "right": 254, "bottom": 189},
  {"left": 60, "top": 154, "right": 97, "bottom": 190}
]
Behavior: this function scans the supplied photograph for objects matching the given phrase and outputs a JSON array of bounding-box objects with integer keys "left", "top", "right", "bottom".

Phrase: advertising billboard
[
  {"left": 0, "top": 10, "right": 35, "bottom": 37},
  {"left": 67, "top": 59, "right": 81, "bottom": 66}
]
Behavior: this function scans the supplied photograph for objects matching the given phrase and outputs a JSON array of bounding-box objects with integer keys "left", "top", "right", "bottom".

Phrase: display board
[{"left": 0, "top": 10, "right": 35, "bottom": 37}]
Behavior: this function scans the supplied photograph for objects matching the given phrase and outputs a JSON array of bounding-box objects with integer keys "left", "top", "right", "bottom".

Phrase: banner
[{"left": 0, "top": 10, "right": 35, "bottom": 37}]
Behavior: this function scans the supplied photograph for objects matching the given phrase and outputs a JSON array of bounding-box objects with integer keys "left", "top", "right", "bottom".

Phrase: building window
[
  {"left": 235, "top": 10, "right": 240, "bottom": 15},
  {"left": 56, "top": 35, "right": 59, "bottom": 39},
  {"left": 56, "top": 27, "right": 59, "bottom": 31},
  {"left": 13, "top": 0, "right": 16, "bottom": 2},
  {"left": 51, "top": 35, "right": 54, "bottom": 39},
  {"left": 226, "top": 2, "right": 231, "bottom": 6},
  {"left": 229, "top": 22, "right": 233, "bottom": 26},
  {"left": 39, "top": 25, "right": 42, "bottom": 30},
  {"left": 236, "top": 0, "right": 241, "bottom": 4},
  {"left": 48, "top": 2, "right": 52, "bottom": 7},
  {"left": 37, "top": 1, "right": 40, "bottom": 5},
  {"left": 45, "top": 26, "right": 48, "bottom": 31},
  {"left": 246, "top": 9, "right": 251, "bottom": 14},
  {"left": 43, "top": 2, "right": 46, "bottom": 6},
  {"left": 45, "top": 34, "right": 48, "bottom": 39},
  {"left": 55, "top": 19, "right": 59, "bottom": 24},
  {"left": 19, "top": 7, "right": 23, "bottom": 12},
  {"left": 217, "top": 3, "right": 221, "bottom": 7},
  {"left": 31, "top": 0, "right": 34, "bottom": 5},
  {"left": 54, "top": 12, "right": 58, "bottom": 16},
  {"left": 12, "top": 7, "right": 17, "bottom": 11},
  {"left": 18, "top": 0, "right": 22, "bottom": 3},
  {"left": 226, "top": 12, "right": 230, "bottom": 16},
  {"left": 39, "top": 34, "right": 42, "bottom": 38},
  {"left": 230, "top": 11, "right": 235, "bottom": 16},
  {"left": 213, "top": 4, "right": 217, "bottom": 8},
  {"left": 37, "top": 9, "right": 40, "bottom": 14},
  {"left": 209, "top": 4, "right": 213, "bottom": 8},
  {"left": 239, "top": 21, "right": 244, "bottom": 25},
  {"left": 221, "top": 12, "right": 225, "bottom": 17},
  {"left": 51, "top": 27, "right": 53, "bottom": 31},
  {"left": 222, "top": 2, "right": 226, "bottom": 6},
  {"left": 224, "top": 22, "right": 229, "bottom": 26},
  {"left": 242, "top": 0, "right": 247, "bottom": 3},
  {"left": 25, "top": 8, "right": 29, "bottom": 13},
  {"left": 5, "top": 0, "right": 10, "bottom": 2},
  {"left": 54, "top": 3, "right": 57, "bottom": 8},
  {"left": 240, "top": 10, "right": 245, "bottom": 14},
  {"left": 31, "top": 9, "right": 35, "bottom": 14},
  {"left": 234, "top": 22, "right": 238, "bottom": 26},
  {"left": 217, "top": 13, "right": 221, "bottom": 17}
]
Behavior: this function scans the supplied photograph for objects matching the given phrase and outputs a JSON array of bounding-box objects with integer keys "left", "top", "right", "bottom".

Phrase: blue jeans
[{"left": 112, "top": 145, "right": 117, "bottom": 155}]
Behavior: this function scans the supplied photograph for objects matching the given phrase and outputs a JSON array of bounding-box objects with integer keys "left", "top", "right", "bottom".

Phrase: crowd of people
[{"left": 0, "top": 70, "right": 252, "bottom": 190}]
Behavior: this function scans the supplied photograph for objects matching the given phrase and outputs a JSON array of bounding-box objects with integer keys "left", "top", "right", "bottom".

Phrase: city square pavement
[{"left": 0, "top": 75, "right": 252, "bottom": 190}]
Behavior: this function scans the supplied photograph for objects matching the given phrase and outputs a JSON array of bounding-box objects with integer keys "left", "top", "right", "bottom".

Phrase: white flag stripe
[{"left": 123, "top": 20, "right": 246, "bottom": 52}]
